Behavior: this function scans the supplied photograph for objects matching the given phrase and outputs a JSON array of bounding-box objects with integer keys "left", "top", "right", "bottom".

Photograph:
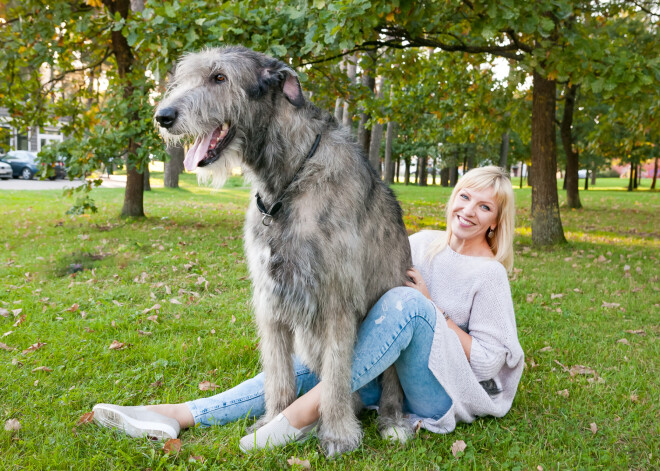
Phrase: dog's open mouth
[{"left": 183, "top": 122, "right": 236, "bottom": 171}]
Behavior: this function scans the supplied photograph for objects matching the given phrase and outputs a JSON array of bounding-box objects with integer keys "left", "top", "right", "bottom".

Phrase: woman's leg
[
  {"left": 280, "top": 287, "right": 452, "bottom": 430},
  {"left": 186, "top": 357, "right": 320, "bottom": 427}
]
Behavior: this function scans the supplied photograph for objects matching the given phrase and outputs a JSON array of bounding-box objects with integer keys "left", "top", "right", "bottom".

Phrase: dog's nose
[{"left": 155, "top": 107, "right": 178, "bottom": 129}]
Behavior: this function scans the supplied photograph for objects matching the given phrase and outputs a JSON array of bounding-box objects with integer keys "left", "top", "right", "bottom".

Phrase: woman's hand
[{"left": 406, "top": 267, "right": 431, "bottom": 300}]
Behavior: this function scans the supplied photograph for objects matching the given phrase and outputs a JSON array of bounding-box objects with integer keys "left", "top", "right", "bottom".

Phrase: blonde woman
[{"left": 94, "top": 166, "right": 524, "bottom": 452}]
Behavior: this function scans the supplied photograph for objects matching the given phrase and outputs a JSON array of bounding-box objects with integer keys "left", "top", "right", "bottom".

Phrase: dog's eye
[{"left": 213, "top": 73, "right": 226, "bottom": 84}]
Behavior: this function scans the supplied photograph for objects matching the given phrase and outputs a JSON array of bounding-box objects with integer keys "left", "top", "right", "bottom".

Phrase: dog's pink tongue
[{"left": 184, "top": 133, "right": 214, "bottom": 171}]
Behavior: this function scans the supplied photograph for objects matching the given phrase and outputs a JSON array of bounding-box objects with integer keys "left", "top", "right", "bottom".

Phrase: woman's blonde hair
[{"left": 426, "top": 166, "right": 515, "bottom": 272}]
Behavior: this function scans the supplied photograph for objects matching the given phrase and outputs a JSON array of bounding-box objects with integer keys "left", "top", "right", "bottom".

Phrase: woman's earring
[{"left": 487, "top": 228, "right": 495, "bottom": 239}]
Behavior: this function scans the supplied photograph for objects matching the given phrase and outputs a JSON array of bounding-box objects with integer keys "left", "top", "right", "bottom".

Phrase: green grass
[{"left": 1, "top": 174, "right": 658, "bottom": 470}]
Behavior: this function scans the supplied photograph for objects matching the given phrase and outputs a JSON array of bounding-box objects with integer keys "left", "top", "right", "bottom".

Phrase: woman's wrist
[{"left": 433, "top": 302, "right": 450, "bottom": 321}]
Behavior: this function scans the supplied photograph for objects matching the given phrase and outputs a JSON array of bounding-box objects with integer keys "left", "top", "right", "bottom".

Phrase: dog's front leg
[
  {"left": 253, "top": 318, "right": 296, "bottom": 430},
  {"left": 378, "top": 365, "right": 414, "bottom": 442},
  {"left": 317, "top": 313, "right": 363, "bottom": 457}
]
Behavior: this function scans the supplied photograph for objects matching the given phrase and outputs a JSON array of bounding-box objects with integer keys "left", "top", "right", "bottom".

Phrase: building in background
[{"left": 0, "top": 108, "right": 65, "bottom": 155}]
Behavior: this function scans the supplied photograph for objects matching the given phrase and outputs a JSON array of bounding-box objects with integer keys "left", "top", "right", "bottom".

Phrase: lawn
[{"left": 1, "top": 173, "right": 658, "bottom": 470}]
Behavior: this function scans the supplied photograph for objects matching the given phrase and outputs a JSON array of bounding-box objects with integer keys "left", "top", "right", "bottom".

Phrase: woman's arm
[{"left": 406, "top": 268, "right": 473, "bottom": 361}]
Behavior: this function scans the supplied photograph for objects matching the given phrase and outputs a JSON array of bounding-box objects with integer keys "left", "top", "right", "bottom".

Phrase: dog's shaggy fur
[{"left": 155, "top": 46, "right": 413, "bottom": 455}]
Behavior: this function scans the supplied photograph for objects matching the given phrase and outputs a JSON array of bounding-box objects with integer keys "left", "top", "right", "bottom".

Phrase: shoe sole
[{"left": 92, "top": 405, "right": 177, "bottom": 440}]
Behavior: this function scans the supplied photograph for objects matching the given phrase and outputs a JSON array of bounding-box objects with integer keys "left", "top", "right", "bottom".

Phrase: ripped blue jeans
[{"left": 186, "top": 287, "right": 452, "bottom": 426}]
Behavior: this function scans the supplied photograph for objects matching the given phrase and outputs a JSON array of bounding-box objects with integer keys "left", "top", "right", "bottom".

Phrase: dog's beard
[{"left": 195, "top": 137, "right": 244, "bottom": 189}]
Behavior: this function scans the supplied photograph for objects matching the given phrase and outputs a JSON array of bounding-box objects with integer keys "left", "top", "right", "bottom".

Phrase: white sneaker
[
  {"left": 239, "top": 413, "right": 318, "bottom": 452},
  {"left": 92, "top": 403, "right": 181, "bottom": 440}
]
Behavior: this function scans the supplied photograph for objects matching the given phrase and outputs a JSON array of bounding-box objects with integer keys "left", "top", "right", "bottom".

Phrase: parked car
[
  {"left": 41, "top": 158, "right": 67, "bottom": 179},
  {"left": 0, "top": 150, "right": 39, "bottom": 180},
  {"left": 0, "top": 161, "right": 11, "bottom": 180}
]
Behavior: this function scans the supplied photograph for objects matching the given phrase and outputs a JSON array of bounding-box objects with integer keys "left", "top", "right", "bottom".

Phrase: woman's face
[{"left": 450, "top": 186, "right": 499, "bottom": 243}]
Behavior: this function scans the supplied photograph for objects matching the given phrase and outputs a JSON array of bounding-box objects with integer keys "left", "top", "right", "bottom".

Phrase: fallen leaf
[
  {"left": 147, "top": 315, "right": 158, "bottom": 323},
  {"left": 162, "top": 438, "right": 182, "bottom": 454},
  {"left": 143, "top": 303, "right": 161, "bottom": 314},
  {"left": 22, "top": 342, "right": 46, "bottom": 354},
  {"left": 12, "top": 308, "right": 22, "bottom": 317},
  {"left": 83, "top": 327, "right": 95, "bottom": 333},
  {"left": 557, "top": 389, "right": 569, "bottom": 398},
  {"left": 4, "top": 419, "right": 21, "bottom": 431},
  {"left": 189, "top": 455, "right": 206, "bottom": 463},
  {"left": 112, "top": 300, "right": 124, "bottom": 306},
  {"left": 198, "top": 381, "right": 220, "bottom": 391},
  {"left": 538, "top": 466, "right": 544, "bottom": 471},
  {"left": 165, "top": 285, "right": 172, "bottom": 295},
  {"left": 451, "top": 439, "right": 467, "bottom": 457},
  {"left": 13, "top": 314, "right": 26, "bottom": 327},
  {"left": 287, "top": 457, "right": 311, "bottom": 469},
  {"left": 169, "top": 298, "right": 182, "bottom": 305},
  {"left": 624, "top": 329, "right": 645, "bottom": 335},
  {"left": 538, "top": 346, "right": 552, "bottom": 353},
  {"left": 137, "top": 330, "right": 152, "bottom": 336},
  {"left": 596, "top": 255, "right": 607, "bottom": 262},
  {"left": 0, "top": 342, "right": 15, "bottom": 351},
  {"left": 0, "top": 308, "right": 9, "bottom": 317},
  {"left": 414, "top": 420, "right": 423, "bottom": 435},
  {"left": 231, "top": 315, "right": 236, "bottom": 323},
  {"left": 108, "top": 340, "right": 127, "bottom": 350},
  {"left": 551, "top": 293, "right": 563, "bottom": 299},
  {"left": 3, "top": 331, "right": 13, "bottom": 337},
  {"left": 573, "top": 288, "right": 583, "bottom": 293},
  {"left": 617, "top": 338, "right": 629, "bottom": 345},
  {"left": 151, "top": 380, "right": 164, "bottom": 388},
  {"left": 526, "top": 293, "right": 538, "bottom": 303},
  {"left": 11, "top": 358, "right": 23, "bottom": 366},
  {"left": 590, "top": 422, "right": 598, "bottom": 434},
  {"left": 66, "top": 303, "right": 79, "bottom": 312},
  {"left": 76, "top": 411, "right": 95, "bottom": 426},
  {"left": 630, "top": 394, "right": 638, "bottom": 402},
  {"left": 602, "top": 301, "right": 620, "bottom": 309},
  {"left": 623, "top": 264, "right": 630, "bottom": 272},
  {"left": 32, "top": 366, "right": 53, "bottom": 372}
]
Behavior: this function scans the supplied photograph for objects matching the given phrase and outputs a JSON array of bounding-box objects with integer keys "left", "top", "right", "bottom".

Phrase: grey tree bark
[
  {"left": 357, "top": 51, "right": 376, "bottom": 154},
  {"left": 384, "top": 121, "right": 396, "bottom": 184},
  {"left": 367, "top": 74, "right": 385, "bottom": 176},
  {"left": 342, "top": 54, "right": 357, "bottom": 130},
  {"left": 499, "top": 131, "right": 509, "bottom": 169},
  {"left": 164, "top": 143, "right": 184, "bottom": 188}
]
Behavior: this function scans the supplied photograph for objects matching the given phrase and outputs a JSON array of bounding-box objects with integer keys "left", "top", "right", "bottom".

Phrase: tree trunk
[
  {"left": 560, "top": 83, "right": 581, "bottom": 209},
  {"left": 431, "top": 157, "right": 437, "bottom": 185},
  {"left": 342, "top": 54, "right": 357, "bottom": 130},
  {"left": 384, "top": 121, "right": 396, "bottom": 184},
  {"left": 357, "top": 51, "right": 377, "bottom": 154},
  {"left": 334, "top": 97, "right": 343, "bottom": 122},
  {"left": 419, "top": 155, "right": 428, "bottom": 186},
  {"left": 367, "top": 75, "right": 384, "bottom": 176},
  {"left": 530, "top": 70, "right": 565, "bottom": 245},
  {"left": 590, "top": 168, "right": 596, "bottom": 185},
  {"left": 449, "top": 166, "right": 458, "bottom": 187},
  {"left": 396, "top": 157, "right": 400, "bottom": 183},
  {"left": 404, "top": 159, "right": 411, "bottom": 185},
  {"left": 633, "top": 164, "right": 639, "bottom": 189},
  {"left": 628, "top": 161, "right": 634, "bottom": 191},
  {"left": 103, "top": 0, "right": 145, "bottom": 218},
  {"left": 499, "top": 131, "right": 509, "bottom": 169},
  {"left": 466, "top": 144, "right": 475, "bottom": 171},
  {"left": 651, "top": 156, "right": 658, "bottom": 190},
  {"left": 636, "top": 164, "right": 641, "bottom": 187},
  {"left": 519, "top": 164, "right": 524, "bottom": 189},
  {"left": 164, "top": 142, "right": 184, "bottom": 188},
  {"left": 440, "top": 167, "right": 449, "bottom": 187},
  {"left": 584, "top": 169, "right": 589, "bottom": 190},
  {"left": 143, "top": 164, "right": 151, "bottom": 191},
  {"left": 121, "top": 161, "right": 145, "bottom": 218}
]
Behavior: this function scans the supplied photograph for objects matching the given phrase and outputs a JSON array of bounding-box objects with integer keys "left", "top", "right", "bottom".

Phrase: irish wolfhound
[{"left": 155, "top": 46, "right": 413, "bottom": 455}]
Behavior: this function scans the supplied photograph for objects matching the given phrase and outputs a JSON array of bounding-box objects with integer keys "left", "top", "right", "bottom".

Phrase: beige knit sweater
[{"left": 407, "top": 230, "right": 524, "bottom": 433}]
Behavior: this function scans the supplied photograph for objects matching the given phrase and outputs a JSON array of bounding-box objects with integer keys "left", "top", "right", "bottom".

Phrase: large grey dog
[{"left": 154, "top": 46, "right": 413, "bottom": 455}]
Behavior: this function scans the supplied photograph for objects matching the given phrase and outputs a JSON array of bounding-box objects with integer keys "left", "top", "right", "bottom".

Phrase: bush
[{"left": 597, "top": 169, "right": 621, "bottom": 178}]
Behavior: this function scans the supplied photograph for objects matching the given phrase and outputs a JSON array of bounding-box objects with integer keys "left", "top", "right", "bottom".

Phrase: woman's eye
[
  {"left": 481, "top": 205, "right": 491, "bottom": 211},
  {"left": 213, "top": 73, "right": 226, "bottom": 83},
  {"left": 460, "top": 194, "right": 468, "bottom": 200}
]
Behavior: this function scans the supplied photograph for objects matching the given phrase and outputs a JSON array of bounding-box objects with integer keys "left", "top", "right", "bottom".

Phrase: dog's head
[{"left": 154, "top": 46, "right": 304, "bottom": 185}]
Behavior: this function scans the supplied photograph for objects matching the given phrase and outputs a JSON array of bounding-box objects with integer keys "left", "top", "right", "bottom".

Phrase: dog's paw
[
  {"left": 318, "top": 421, "right": 362, "bottom": 458},
  {"left": 380, "top": 424, "right": 414, "bottom": 444}
]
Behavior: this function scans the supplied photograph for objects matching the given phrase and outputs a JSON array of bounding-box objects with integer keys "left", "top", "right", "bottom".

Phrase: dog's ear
[{"left": 256, "top": 62, "right": 305, "bottom": 108}]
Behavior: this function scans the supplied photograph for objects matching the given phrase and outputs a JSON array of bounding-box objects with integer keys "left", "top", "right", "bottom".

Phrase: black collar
[{"left": 255, "top": 133, "right": 322, "bottom": 226}]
